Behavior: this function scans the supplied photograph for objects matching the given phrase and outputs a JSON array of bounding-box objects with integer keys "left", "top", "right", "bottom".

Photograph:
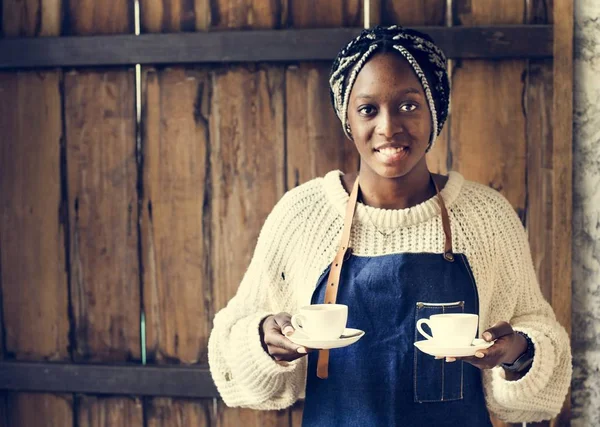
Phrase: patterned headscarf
[{"left": 329, "top": 25, "right": 450, "bottom": 150}]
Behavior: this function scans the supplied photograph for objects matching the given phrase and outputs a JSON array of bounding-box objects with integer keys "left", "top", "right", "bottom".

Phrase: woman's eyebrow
[{"left": 354, "top": 87, "right": 423, "bottom": 99}]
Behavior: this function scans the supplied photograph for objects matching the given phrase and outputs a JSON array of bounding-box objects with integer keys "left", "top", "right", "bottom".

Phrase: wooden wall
[{"left": 0, "top": 0, "right": 569, "bottom": 426}]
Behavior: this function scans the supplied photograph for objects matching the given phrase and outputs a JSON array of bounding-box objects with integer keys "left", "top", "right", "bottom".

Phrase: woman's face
[{"left": 347, "top": 52, "right": 432, "bottom": 180}]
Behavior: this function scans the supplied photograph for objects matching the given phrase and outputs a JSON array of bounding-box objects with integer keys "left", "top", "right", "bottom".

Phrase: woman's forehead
[{"left": 352, "top": 53, "right": 424, "bottom": 95}]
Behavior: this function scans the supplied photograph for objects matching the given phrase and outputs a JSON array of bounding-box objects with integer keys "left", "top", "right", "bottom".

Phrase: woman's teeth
[{"left": 377, "top": 147, "right": 406, "bottom": 155}]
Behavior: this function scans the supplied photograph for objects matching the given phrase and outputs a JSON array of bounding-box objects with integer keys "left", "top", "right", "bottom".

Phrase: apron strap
[
  {"left": 317, "top": 176, "right": 359, "bottom": 379},
  {"left": 316, "top": 173, "right": 453, "bottom": 379}
]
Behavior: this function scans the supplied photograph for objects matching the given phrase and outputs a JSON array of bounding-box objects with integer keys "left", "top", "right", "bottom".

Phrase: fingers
[
  {"left": 482, "top": 321, "right": 514, "bottom": 341},
  {"left": 262, "top": 313, "right": 311, "bottom": 362},
  {"left": 272, "top": 313, "right": 295, "bottom": 336}
]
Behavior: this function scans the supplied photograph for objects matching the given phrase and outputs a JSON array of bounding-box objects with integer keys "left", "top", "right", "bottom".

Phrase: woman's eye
[
  {"left": 400, "top": 103, "right": 417, "bottom": 112},
  {"left": 358, "top": 105, "right": 377, "bottom": 116}
]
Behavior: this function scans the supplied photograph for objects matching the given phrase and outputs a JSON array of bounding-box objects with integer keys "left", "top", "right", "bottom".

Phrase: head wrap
[{"left": 329, "top": 25, "right": 450, "bottom": 149}]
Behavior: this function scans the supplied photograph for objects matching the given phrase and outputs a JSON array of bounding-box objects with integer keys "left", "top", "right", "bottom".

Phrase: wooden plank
[
  {"left": 142, "top": 67, "right": 212, "bottom": 365},
  {"left": 209, "top": 64, "right": 286, "bottom": 424},
  {"left": 216, "top": 406, "right": 290, "bottom": 426},
  {"left": 0, "top": 361, "right": 219, "bottom": 397},
  {"left": 65, "top": 0, "right": 132, "bottom": 35},
  {"left": 0, "top": 70, "right": 73, "bottom": 424},
  {"left": 0, "top": 26, "right": 555, "bottom": 70},
  {"left": 1, "top": 0, "right": 62, "bottom": 36},
  {"left": 139, "top": 0, "right": 210, "bottom": 32},
  {"left": 210, "top": 0, "right": 285, "bottom": 29},
  {"left": 64, "top": 68, "right": 140, "bottom": 422},
  {"left": 285, "top": 63, "right": 358, "bottom": 187},
  {"left": 550, "top": 0, "right": 572, "bottom": 426},
  {"left": 288, "top": 0, "right": 362, "bottom": 28},
  {"left": 78, "top": 396, "right": 144, "bottom": 427},
  {"left": 141, "top": 66, "right": 216, "bottom": 423},
  {"left": 65, "top": 69, "right": 140, "bottom": 362},
  {"left": 146, "top": 398, "right": 212, "bottom": 426},
  {"left": 3, "top": 393, "right": 73, "bottom": 427},
  {"left": 381, "top": 0, "right": 446, "bottom": 26},
  {"left": 0, "top": 2, "right": 72, "bottom": 425}
]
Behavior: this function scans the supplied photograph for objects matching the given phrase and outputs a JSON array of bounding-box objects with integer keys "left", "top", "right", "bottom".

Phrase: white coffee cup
[
  {"left": 291, "top": 304, "right": 348, "bottom": 340},
  {"left": 416, "top": 313, "right": 478, "bottom": 347}
]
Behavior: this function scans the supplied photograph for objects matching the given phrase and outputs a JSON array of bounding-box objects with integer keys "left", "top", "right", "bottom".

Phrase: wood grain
[
  {"left": 550, "top": 1, "right": 572, "bottom": 425},
  {"left": 381, "top": 0, "right": 446, "bottom": 26},
  {"left": 210, "top": 0, "right": 285, "bottom": 29},
  {"left": 142, "top": 67, "right": 212, "bottom": 365},
  {"left": 0, "top": 69, "right": 73, "bottom": 426},
  {"left": 3, "top": 393, "right": 72, "bottom": 427},
  {"left": 286, "top": 63, "right": 358, "bottom": 187},
  {"left": 66, "top": 0, "right": 132, "bottom": 35},
  {"left": 1, "top": 0, "right": 62, "bottom": 36},
  {"left": 450, "top": 1, "right": 527, "bottom": 216},
  {"left": 146, "top": 398, "right": 213, "bottom": 426},
  {"left": 288, "top": 0, "right": 362, "bottom": 28},
  {"left": 65, "top": 69, "right": 140, "bottom": 363},
  {"left": 140, "top": 0, "right": 211, "bottom": 32},
  {"left": 77, "top": 396, "right": 144, "bottom": 427},
  {"left": 210, "top": 64, "right": 286, "bottom": 422}
]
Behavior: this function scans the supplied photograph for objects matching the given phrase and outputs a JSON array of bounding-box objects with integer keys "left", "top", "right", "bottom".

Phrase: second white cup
[
  {"left": 291, "top": 304, "right": 348, "bottom": 340},
  {"left": 416, "top": 313, "right": 478, "bottom": 347}
]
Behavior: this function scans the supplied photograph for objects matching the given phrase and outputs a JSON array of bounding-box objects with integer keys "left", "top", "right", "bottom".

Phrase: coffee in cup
[
  {"left": 416, "top": 313, "right": 478, "bottom": 347},
  {"left": 291, "top": 304, "right": 348, "bottom": 340}
]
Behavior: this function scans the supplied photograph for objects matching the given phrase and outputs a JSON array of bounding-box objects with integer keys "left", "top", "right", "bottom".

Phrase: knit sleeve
[
  {"left": 483, "top": 195, "right": 572, "bottom": 423},
  {"left": 208, "top": 190, "right": 307, "bottom": 410}
]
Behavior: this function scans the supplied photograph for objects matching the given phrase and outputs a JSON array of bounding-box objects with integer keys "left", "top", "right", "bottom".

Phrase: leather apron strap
[{"left": 316, "top": 174, "right": 453, "bottom": 379}]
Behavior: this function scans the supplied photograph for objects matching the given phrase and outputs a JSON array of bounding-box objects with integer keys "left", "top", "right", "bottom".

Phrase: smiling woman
[{"left": 208, "top": 25, "right": 572, "bottom": 427}]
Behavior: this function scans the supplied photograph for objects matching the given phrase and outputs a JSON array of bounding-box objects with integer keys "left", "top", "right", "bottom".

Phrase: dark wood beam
[
  {"left": 0, "top": 26, "right": 552, "bottom": 69},
  {"left": 0, "top": 361, "right": 219, "bottom": 398}
]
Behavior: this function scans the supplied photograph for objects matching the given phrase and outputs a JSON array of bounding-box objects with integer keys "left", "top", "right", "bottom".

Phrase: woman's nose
[{"left": 375, "top": 112, "right": 401, "bottom": 139}]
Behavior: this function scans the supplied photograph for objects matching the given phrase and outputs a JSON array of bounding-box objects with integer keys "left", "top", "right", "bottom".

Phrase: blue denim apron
[{"left": 302, "top": 176, "right": 492, "bottom": 427}]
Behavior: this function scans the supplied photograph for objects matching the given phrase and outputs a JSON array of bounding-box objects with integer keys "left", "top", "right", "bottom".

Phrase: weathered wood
[
  {"left": 450, "top": 1, "right": 527, "bottom": 216},
  {"left": 3, "top": 393, "right": 73, "bottom": 427},
  {"left": 288, "top": 0, "right": 362, "bottom": 28},
  {"left": 140, "top": 0, "right": 211, "bottom": 32},
  {"left": 525, "top": 60, "right": 554, "bottom": 305},
  {"left": 381, "top": 0, "right": 446, "bottom": 26},
  {"left": 211, "top": 0, "right": 285, "bottom": 29},
  {"left": 142, "top": 67, "right": 212, "bottom": 366},
  {"left": 0, "top": 71, "right": 69, "bottom": 360},
  {"left": 146, "top": 398, "right": 213, "bottom": 426},
  {"left": 78, "top": 396, "right": 144, "bottom": 427},
  {"left": 550, "top": 1, "right": 572, "bottom": 426},
  {"left": 216, "top": 407, "right": 290, "bottom": 426},
  {"left": 0, "top": 70, "right": 73, "bottom": 425},
  {"left": 66, "top": 0, "right": 132, "bottom": 35},
  {"left": 0, "top": 361, "right": 219, "bottom": 397},
  {"left": 0, "top": 26, "right": 555, "bottom": 70},
  {"left": 0, "top": 1, "right": 72, "bottom": 425},
  {"left": 1, "top": 0, "right": 62, "bottom": 36},
  {"left": 65, "top": 69, "right": 140, "bottom": 362},
  {"left": 285, "top": 63, "right": 359, "bottom": 187},
  {"left": 210, "top": 64, "right": 286, "bottom": 424}
]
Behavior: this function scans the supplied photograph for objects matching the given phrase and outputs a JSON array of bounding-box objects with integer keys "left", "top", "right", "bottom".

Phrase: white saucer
[
  {"left": 414, "top": 338, "right": 494, "bottom": 357},
  {"left": 288, "top": 328, "right": 365, "bottom": 350}
]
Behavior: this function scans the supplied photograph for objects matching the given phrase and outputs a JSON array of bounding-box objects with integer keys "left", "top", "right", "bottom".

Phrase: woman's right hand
[{"left": 260, "top": 313, "right": 311, "bottom": 362}]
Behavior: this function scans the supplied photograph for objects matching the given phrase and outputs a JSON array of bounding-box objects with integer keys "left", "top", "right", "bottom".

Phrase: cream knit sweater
[{"left": 208, "top": 171, "right": 572, "bottom": 423}]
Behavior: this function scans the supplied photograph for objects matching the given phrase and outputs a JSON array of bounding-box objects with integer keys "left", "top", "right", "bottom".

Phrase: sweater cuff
[
  {"left": 489, "top": 328, "right": 556, "bottom": 412},
  {"left": 227, "top": 312, "right": 300, "bottom": 402}
]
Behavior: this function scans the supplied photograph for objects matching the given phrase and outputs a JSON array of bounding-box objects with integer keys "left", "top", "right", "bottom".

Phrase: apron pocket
[{"left": 414, "top": 301, "right": 465, "bottom": 403}]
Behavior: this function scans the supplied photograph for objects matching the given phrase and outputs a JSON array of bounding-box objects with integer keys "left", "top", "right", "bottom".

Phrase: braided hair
[{"left": 329, "top": 25, "right": 450, "bottom": 150}]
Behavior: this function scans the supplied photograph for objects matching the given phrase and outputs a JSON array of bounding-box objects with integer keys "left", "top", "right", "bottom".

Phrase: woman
[{"left": 208, "top": 25, "right": 571, "bottom": 426}]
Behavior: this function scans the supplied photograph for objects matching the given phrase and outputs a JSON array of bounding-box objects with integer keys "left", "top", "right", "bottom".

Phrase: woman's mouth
[{"left": 374, "top": 146, "right": 409, "bottom": 164}]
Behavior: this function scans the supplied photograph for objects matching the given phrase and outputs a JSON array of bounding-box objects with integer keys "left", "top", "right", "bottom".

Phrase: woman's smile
[{"left": 373, "top": 143, "right": 410, "bottom": 165}]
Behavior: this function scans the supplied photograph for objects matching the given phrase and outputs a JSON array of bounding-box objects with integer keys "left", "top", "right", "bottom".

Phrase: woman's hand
[
  {"left": 442, "top": 321, "right": 527, "bottom": 370},
  {"left": 260, "top": 313, "right": 313, "bottom": 362}
]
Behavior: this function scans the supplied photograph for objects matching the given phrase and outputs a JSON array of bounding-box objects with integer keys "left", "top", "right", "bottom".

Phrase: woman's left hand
[{"left": 441, "top": 321, "right": 527, "bottom": 370}]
